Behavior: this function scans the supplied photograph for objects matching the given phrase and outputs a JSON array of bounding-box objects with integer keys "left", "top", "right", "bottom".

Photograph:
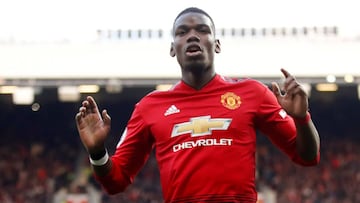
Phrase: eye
[
  {"left": 197, "top": 26, "right": 211, "bottom": 34},
  {"left": 175, "top": 28, "right": 187, "bottom": 36},
  {"left": 199, "top": 28, "right": 208, "bottom": 33}
]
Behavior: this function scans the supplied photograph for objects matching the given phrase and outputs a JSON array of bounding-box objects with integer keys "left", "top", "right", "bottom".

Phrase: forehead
[{"left": 174, "top": 12, "right": 213, "bottom": 29}]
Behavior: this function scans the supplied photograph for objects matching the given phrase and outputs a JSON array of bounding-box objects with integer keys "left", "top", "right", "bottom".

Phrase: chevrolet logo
[{"left": 171, "top": 116, "right": 232, "bottom": 137}]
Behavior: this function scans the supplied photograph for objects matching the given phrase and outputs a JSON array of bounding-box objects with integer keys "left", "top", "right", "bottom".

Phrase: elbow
[
  {"left": 99, "top": 176, "right": 131, "bottom": 195},
  {"left": 296, "top": 140, "right": 320, "bottom": 166},
  {"left": 294, "top": 151, "right": 320, "bottom": 167},
  {"left": 300, "top": 151, "right": 319, "bottom": 163},
  {"left": 309, "top": 151, "right": 321, "bottom": 166},
  {"left": 94, "top": 172, "right": 131, "bottom": 195},
  {"left": 103, "top": 185, "right": 127, "bottom": 195},
  {"left": 94, "top": 159, "right": 133, "bottom": 195}
]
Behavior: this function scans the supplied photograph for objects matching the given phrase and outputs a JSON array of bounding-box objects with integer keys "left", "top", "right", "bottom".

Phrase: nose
[{"left": 186, "top": 30, "right": 200, "bottom": 43}]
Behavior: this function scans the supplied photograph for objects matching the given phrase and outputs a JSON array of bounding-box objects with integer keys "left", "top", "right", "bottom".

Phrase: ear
[
  {"left": 215, "top": 39, "right": 221, "bottom": 53},
  {"left": 170, "top": 42, "right": 176, "bottom": 57}
]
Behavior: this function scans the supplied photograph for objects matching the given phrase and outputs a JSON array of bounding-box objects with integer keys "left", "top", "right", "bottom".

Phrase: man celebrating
[{"left": 76, "top": 7, "right": 320, "bottom": 203}]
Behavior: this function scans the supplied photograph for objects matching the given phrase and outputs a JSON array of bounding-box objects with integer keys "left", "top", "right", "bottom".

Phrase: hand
[
  {"left": 271, "top": 68, "right": 309, "bottom": 118},
  {"left": 75, "top": 96, "right": 111, "bottom": 154}
]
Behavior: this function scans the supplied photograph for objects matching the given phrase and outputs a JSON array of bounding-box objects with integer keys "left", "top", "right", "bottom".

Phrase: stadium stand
[{"left": 0, "top": 87, "right": 359, "bottom": 203}]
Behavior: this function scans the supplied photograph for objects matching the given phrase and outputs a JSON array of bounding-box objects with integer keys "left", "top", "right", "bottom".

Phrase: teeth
[
  {"left": 187, "top": 45, "right": 200, "bottom": 52},
  {"left": 187, "top": 48, "right": 200, "bottom": 52}
]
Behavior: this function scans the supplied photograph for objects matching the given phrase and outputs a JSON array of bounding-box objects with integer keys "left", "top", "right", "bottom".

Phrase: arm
[
  {"left": 271, "top": 69, "right": 320, "bottom": 161},
  {"left": 292, "top": 113, "right": 320, "bottom": 161},
  {"left": 75, "top": 96, "right": 153, "bottom": 194}
]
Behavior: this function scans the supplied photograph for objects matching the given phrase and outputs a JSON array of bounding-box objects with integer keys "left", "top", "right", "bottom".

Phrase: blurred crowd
[
  {"left": 256, "top": 136, "right": 360, "bottom": 203},
  {"left": 0, "top": 130, "right": 359, "bottom": 203},
  {"left": 0, "top": 98, "right": 359, "bottom": 203}
]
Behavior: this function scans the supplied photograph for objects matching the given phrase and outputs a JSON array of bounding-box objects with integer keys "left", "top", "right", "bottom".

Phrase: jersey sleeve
[
  {"left": 255, "top": 85, "right": 319, "bottom": 166},
  {"left": 94, "top": 102, "right": 154, "bottom": 194}
]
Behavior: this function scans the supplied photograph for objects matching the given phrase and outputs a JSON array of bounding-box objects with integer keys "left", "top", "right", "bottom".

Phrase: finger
[
  {"left": 291, "top": 87, "right": 305, "bottom": 96},
  {"left": 271, "top": 82, "right": 282, "bottom": 98},
  {"left": 81, "top": 100, "right": 92, "bottom": 114},
  {"left": 281, "top": 69, "right": 298, "bottom": 91},
  {"left": 282, "top": 76, "right": 295, "bottom": 92},
  {"left": 79, "top": 106, "right": 86, "bottom": 112},
  {"left": 86, "top": 96, "right": 100, "bottom": 114},
  {"left": 78, "top": 106, "right": 87, "bottom": 116},
  {"left": 75, "top": 112, "right": 81, "bottom": 121},
  {"left": 82, "top": 100, "right": 88, "bottom": 108},
  {"left": 280, "top": 68, "right": 291, "bottom": 78},
  {"left": 75, "top": 112, "right": 83, "bottom": 124},
  {"left": 87, "top": 96, "right": 96, "bottom": 106},
  {"left": 284, "top": 80, "right": 299, "bottom": 94},
  {"left": 75, "top": 106, "right": 87, "bottom": 123},
  {"left": 102, "top": 109, "right": 111, "bottom": 126},
  {"left": 292, "top": 85, "right": 307, "bottom": 97}
]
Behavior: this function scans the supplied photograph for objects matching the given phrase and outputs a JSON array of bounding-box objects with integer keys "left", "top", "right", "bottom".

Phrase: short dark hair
[{"left": 172, "top": 7, "right": 216, "bottom": 34}]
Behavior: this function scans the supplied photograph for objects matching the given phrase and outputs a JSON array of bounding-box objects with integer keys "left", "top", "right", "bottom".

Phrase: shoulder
[
  {"left": 137, "top": 90, "right": 161, "bottom": 104},
  {"left": 136, "top": 86, "right": 176, "bottom": 106},
  {"left": 219, "top": 75, "right": 269, "bottom": 89}
]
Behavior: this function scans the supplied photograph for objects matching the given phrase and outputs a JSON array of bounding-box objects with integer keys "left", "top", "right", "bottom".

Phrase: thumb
[
  {"left": 102, "top": 109, "right": 111, "bottom": 127},
  {"left": 271, "top": 82, "right": 282, "bottom": 99}
]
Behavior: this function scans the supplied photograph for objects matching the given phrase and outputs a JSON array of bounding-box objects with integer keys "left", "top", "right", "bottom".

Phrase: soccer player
[{"left": 75, "top": 7, "right": 320, "bottom": 203}]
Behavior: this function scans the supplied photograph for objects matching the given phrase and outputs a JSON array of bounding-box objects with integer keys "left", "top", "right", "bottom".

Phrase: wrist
[
  {"left": 89, "top": 148, "right": 109, "bottom": 166},
  {"left": 293, "top": 112, "right": 311, "bottom": 125},
  {"left": 89, "top": 148, "right": 107, "bottom": 160}
]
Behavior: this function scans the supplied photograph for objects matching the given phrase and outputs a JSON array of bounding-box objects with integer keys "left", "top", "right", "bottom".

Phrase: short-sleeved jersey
[{"left": 95, "top": 74, "right": 319, "bottom": 203}]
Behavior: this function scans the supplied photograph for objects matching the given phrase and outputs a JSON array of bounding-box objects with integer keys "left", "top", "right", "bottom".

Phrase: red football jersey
[{"left": 95, "top": 74, "right": 319, "bottom": 203}]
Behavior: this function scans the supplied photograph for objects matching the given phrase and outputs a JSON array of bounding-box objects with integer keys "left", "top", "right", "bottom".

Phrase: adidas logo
[
  {"left": 164, "top": 105, "right": 180, "bottom": 116},
  {"left": 279, "top": 109, "right": 287, "bottom": 119}
]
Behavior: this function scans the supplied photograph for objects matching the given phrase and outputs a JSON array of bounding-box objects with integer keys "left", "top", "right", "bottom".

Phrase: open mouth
[{"left": 186, "top": 45, "right": 202, "bottom": 56}]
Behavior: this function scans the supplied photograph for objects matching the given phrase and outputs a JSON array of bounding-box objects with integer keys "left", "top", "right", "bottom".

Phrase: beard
[{"left": 183, "top": 60, "right": 209, "bottom": 75}]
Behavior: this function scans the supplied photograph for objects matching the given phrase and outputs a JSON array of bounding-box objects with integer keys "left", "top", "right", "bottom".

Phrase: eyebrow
[{"left": 175, "top": 24, "right": 211, "bottom": 31}]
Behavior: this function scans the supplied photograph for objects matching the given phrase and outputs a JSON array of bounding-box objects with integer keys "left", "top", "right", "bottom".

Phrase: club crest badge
[{"left": 221, "top": 92, "right": 241, "bottom": 110}]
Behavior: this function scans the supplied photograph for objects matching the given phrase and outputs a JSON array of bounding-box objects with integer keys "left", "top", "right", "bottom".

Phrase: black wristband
[{"left": 89, "top": 148, "right": 107, "bottom": 160}]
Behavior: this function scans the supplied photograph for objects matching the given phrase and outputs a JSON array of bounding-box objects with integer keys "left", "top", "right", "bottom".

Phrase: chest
[{"left": 145, "top": 89, "right": 259, "bottom": 145}]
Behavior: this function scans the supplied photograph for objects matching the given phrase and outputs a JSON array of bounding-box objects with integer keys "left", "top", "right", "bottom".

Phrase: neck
[{"left": 181, "top": 69, "right": 216, "bottom": 90}]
